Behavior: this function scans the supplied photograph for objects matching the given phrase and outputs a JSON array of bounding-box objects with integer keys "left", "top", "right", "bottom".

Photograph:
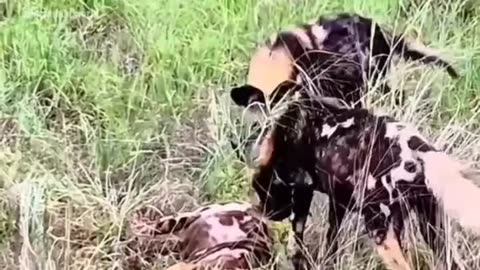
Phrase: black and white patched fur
[
  {"left": 248, "top": 89, "right": 480, "bottom": 270},
  {"left": 230, "top": 12, "right": 458, "bottom": 113},
  {"left": 125, "top": 202, "right": 275, "bottom": 270},
  {"left": 229, "top": 12, "right": 459, "bottom": 164}
]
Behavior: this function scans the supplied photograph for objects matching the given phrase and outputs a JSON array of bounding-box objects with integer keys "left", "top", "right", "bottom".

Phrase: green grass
[{"left": 0, "top": 0, "right": 479, "bottom": 269}]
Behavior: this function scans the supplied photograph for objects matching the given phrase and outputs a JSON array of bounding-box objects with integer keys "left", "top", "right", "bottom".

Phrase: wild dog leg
[
  {"left": 373, "top": 223, "right": 411, "bottom": 270},
  {"left": 290, "top": 174, "right": 315, "bottom": 270},
  {"left": 415, "top": 192, "right": 460, "bottom": 270},
  {"left": 364, "top": 202, "right": 411, "bottom": 270}
]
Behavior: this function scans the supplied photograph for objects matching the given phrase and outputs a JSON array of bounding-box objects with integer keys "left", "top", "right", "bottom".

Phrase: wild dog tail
[
  {"left": 418, "top": 150, "right": 480, "bottom": 233},
  {"left": 388, "top": 32, "right": 459, "bottom": 78}
]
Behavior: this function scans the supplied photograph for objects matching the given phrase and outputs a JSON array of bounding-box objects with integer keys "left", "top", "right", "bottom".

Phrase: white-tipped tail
[{"left": 419, "top": 151, "right": 480, "bottom": 233}]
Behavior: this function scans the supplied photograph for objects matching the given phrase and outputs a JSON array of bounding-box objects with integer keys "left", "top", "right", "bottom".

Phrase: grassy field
[{"left": 0, "top": 0, "right": 479, "bottom": 269}]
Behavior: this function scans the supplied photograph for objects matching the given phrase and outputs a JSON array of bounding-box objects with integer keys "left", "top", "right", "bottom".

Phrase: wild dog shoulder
[{"left": 315, "top": 107, "right": 371, "bottom": 140}]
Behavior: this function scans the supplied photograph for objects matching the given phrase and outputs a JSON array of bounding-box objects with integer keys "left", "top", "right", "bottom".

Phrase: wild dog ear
[{"left": 230, "top": 84, "right": 266, "bottom": 107}]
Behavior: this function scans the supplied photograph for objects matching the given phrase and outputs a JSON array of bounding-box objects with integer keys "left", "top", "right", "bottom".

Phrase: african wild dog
[
  {"left": 243, "top": 86, "right": 480, "bottom": 270},
  {"left": 230, "top": 12, "right": 458, "bottom": 116},
  {"left": 229, "top": 12, "right": 459, "bottom": 163},
  {"left": 126, "top": 202, "right": 276, "bottom": 270}
]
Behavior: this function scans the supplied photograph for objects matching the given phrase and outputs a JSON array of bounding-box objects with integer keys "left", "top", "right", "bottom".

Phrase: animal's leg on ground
[
  {"left": 415, "top": 193, "right": 460, "bottom": 270},
  {"left": 290, "top": 176, "right": 315, "bottom": 270},
  {"left": 364, "top": 202, "right": 412, "bottom": 270},
  {"left": 323, "top": 188, "right": 352, "bottom": 268}
]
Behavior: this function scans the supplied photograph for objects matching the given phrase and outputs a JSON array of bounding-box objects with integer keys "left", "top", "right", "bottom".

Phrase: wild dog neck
[
  {"left": 249, "top": 95, "right": 369, "bottom": 220},
  {"left": 270, "top": 93, "right": 370, "bottom": 145}
]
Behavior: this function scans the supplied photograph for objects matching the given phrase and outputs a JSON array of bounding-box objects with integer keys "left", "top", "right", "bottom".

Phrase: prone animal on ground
[{"left": 124, "top": 202, "right": 276, "bottom": 270}]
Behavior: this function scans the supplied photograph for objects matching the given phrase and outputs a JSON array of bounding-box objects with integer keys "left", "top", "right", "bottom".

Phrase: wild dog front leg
[
  {"left": 290, "top": 175, "right": 315, "bottom": 270},
  {"left": 363, "top": 202, "right": 411, "bottom": 270},
  {"left": 372, "top": 223, "right": 411, "bottom": 270}
]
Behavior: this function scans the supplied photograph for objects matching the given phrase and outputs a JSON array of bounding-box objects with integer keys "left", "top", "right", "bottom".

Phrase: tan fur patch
[
  {"left": 374, "top": 224, "right": 412, "bottom": 270},
  {"left": 166, "top": 262, "right": 198, "bottom": 270},
  {"left": 255, "top": 130, "right": 275, "bottom": 166},
  {"left": 247, "top": 46, "right": 295, "bottom": 96},
  {"left": 420, "top": 151, "right": 480, "bottom": 233}
]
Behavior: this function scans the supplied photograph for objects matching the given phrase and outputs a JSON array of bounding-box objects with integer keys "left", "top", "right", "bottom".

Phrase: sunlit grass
[{"left": 0, "top": 0, "right": 478, "bottom": 269}]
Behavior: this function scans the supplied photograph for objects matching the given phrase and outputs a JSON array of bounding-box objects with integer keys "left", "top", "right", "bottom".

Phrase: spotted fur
[
  {"left": 229, "top": 13, "right": 459, "bottom": 164},
  {"left": 230, "top": 12, "right": 458, "bottom": 115},
  {"left": 126, "top": 202, "right": 275, "bottom": 270},
  {"left": 248, "top": 91, "right": 480, "bottom": 270}
]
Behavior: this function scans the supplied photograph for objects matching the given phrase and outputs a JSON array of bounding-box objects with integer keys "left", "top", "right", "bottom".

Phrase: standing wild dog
[
  {"left": 230, "top": 12, "right": 458, "bottom": 116},
  {"left": 229, "top": 12, "right": 462, "bottom": 269},
  {"left": 243, "top": 84, "right": 480, "bottom": 270},
  {"left": 229, "top": 12, "right": 459, "bottom": 163},
  {"left": 125, "top": 202, "right": 276, "bottom": 270}
]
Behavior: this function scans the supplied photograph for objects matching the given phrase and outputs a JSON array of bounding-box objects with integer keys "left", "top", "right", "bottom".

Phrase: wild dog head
[
  {"left": 229, "top": 29, "right": 355, "bottom": 165},
  {"left": 230, "top": 34, "right": 304, "bottom": 121}
]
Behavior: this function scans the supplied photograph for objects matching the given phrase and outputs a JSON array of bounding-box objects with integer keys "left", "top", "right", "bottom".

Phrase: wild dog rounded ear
[{"left": 230, "top": 85, "right": 266, "bottom": 107}]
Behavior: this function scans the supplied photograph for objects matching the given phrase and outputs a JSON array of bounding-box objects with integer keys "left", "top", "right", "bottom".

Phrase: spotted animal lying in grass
[
  {"left": 246, "top": 90, "right": 480, "bottom": 270},
  {"left": 229, "top": 12, "right": 459, "bottom": 165},
  {"left": 126, "top": 202, "right": 276, "bottom": 270}
]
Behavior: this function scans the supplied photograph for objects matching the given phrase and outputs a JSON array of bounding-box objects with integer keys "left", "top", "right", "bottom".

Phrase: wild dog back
[
  {"left": 249, "top": 88, "right": 480, "bottom": 270},
  {"left": 257, "top": 91, "right": 428, "bottom": 200}
]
